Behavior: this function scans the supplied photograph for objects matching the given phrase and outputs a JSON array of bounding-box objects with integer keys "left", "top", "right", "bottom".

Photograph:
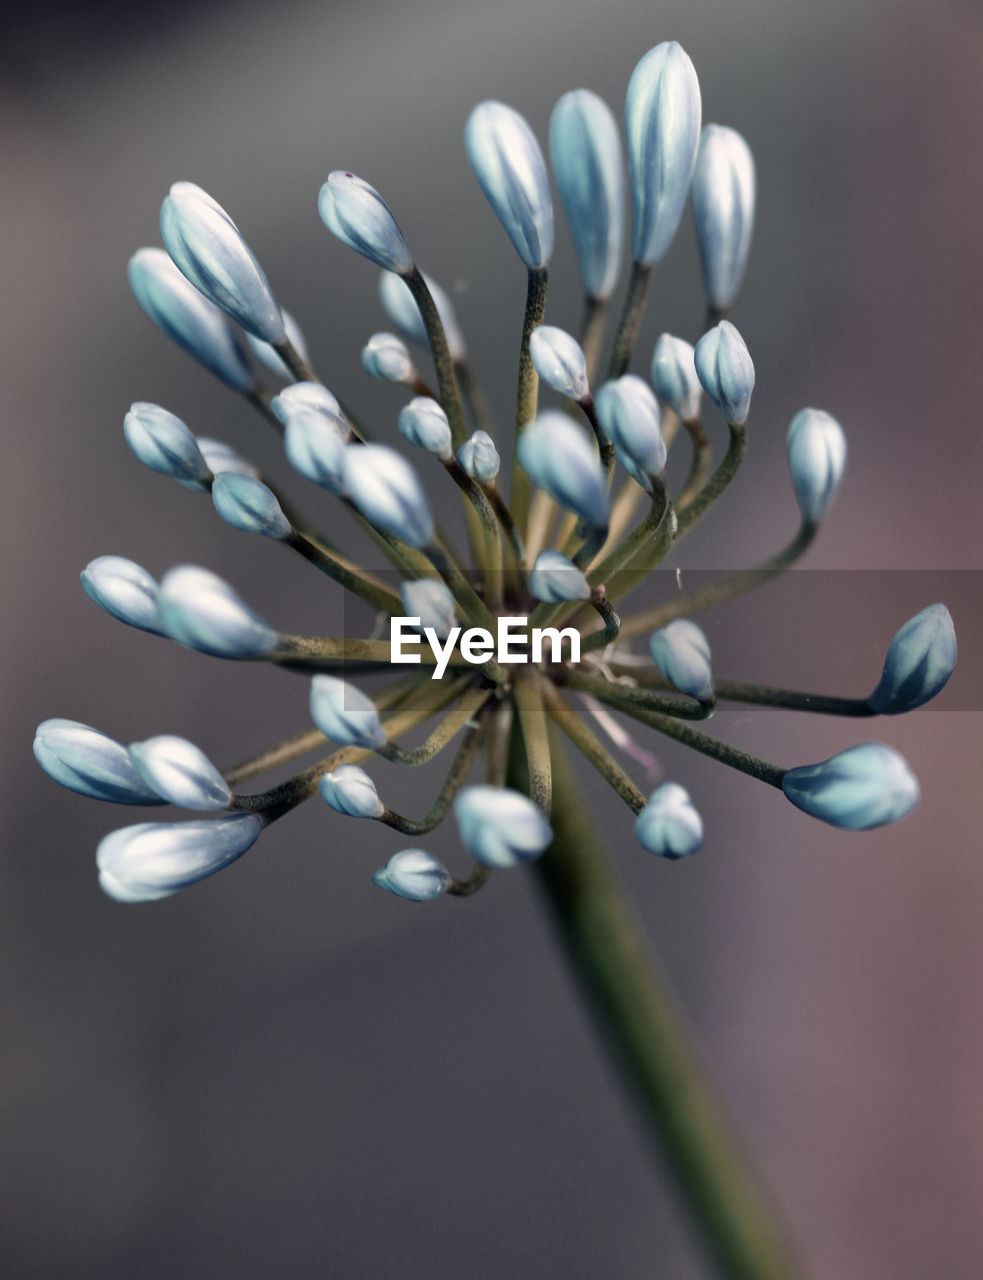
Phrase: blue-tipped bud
[
  {"left": 123, "top": 402, "right": 212, "bottom": 490},
  {"left": 868, "top": 604, "right": 957, "bottom": 715},
  {"left": 97, "top": 814, "right": 262, "bottom": 902},
  {"left": 319, "top": 757, "right": 386, "bottom": 819},
  {"left": 318, "top": 172, "right": 414, "bottom": 275},
  {"left": 310, "top": 676, "right": 387, "bottom": 750},
  {"left": 517, "top": 412, "right": 608, "bottom": 531},
  {"left": 378, "top": 270, "right": 466, "bottom": 362},
  {"left": 159, "top": 182, "right": 284, "bottom": 344},
  {"left": 128, "top": 248, "right": 253, "bottom": 392},
  {"left": 34, "top": 719, "right": 164, "bottom": 806},
  {"left": 129, "top": 735, "right": 231, "bottom": 811},
  {"left": 649, "top": 619, "right": 714, "bottom": 703},
  {"left": 454, "top": 786, "right": 552, "bottom": 868},
  {"left": 196, "top": 437, "right": 261, "bottom": 480},
  {"left": 786, "top": 408, "right": 847, "bottom": 523},
  {"left": 691, "top": 125, "right": 756, "bottom": 310},
  {"left": 342, "top": 444, "right": 435, "bottom": 548},
  {"left": 595, "top": 375, "right": 667, "bottom": 486},
  {"left": 456, "top": 430, "right": 500, "bottom": 482},
  {"left": 782, "top": 742, "right": 920, "bottom": 831},
  {"left": 157, "top": 565, "right": 279, "bottom": 659},
  {"left": 625, "top": 42, "right": 702, "bottom": 265},
  {"left": 529, "top": 326, "right": 590, "bottom": 400},
  {"left": 272, "top": 381, "right": 345, "bottom": 428},
  {"left": 318, "top": 764, "right": 384, "bottom": 819},
  {"left": 528, "top": 550, "right": 591, "bottom": 603},
  {"left": 651, "top": 334, "right": 702, "bottom": 422},
  {"left": 634, "top": 782, "right": 703, "bottom": 858},
  {"left": 549, "top": 89, "right": 625, "bottom": 300},
  {"left": 694, "top": 320, "right": 754, "bottom": 425},
  {"left": 361, "top": 332, "right": 417, "bottom": 385},
  {"left": 397, "top": 397, "right": 453, "bottom": 461},
  {"left": 372, "top": 849, "right": 451, "bottom": 902},
  {"left": 81, "top": 556, "right": 166, "bottom": 636},
  {"left": 465, "top": 101, "right": 554, "bottom": 270},
  {"left": 245, "top": 310, "right": 309, "bottom": 380},
  {"left": 283, "top": 410, "right": 348, "bottom": 495},
  {"left": 399, "top": 579, "right": 458, "bottom": 638},
  {"left": 211, "top": 473, "right": 291, "bottom": 540}
]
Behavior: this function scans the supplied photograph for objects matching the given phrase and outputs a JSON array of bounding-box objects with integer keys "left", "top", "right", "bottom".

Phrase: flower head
[
  {"left": 465, "top": 101, "right": 554, "bottom": 270},
  {"left": 868, "top": 604, "right": 957, "bottom": 715}
]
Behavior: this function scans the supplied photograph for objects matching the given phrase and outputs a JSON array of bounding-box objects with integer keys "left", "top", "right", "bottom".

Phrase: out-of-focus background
[{"left": 2, "top": 0, "right": 982, "bottom": 1276}]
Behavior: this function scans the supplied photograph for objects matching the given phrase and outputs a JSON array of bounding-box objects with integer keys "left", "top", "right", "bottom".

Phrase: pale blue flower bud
[
  {"left": 158, "top": 566, "right": 278, "bottom": 658},
  {"left": 283, "top": 410, "right": 348, "bottom": 495},
  {"left": 529, "top": 326, "right": 589, "bottom": 400},
  {"left": 453, "top": 785, "right": 552, "bottom": 868},
  {"left": 782, "top": 742, "right": 920, "bottom": 831},
  {"left": 97, "top": 814, "right": 262, "bottom": 902},
  {"left": 360, "top": 332, "right": 417, "bottom": 385},
  {"left": 786, "top": 408, "right": 847, "bottom": 523},
  {"left": 694, "top": 320, "right": 754, "bottom": 425},
  {"left": 310, "top": 676, "right": 387, "bottom": 750},
  {"left": 34, "top": 719, "right": 164, "bottom": 806},
  {"left": 128, "top": 248, "right": 253, "bottom": 391},
  {"left": 318, "top": 172, "right": 414, "bottom": 275},
  {"left": 211, "top": 473, "right": 291, "bottom": 540},
  {"left": 649, "top": 619, "right": 714, "bottom": 703},
  {"left": 123, "top": 402, "right": 211, "bottom": 491},
  {"left": 397, "top": 397, "right": 453, "bottom": 461},
  {"left": 595, "top": 375, "right": 667, "bottom": 484},
  {"left": 465, "top": 101, "right": 554, "bottom": 270},
  {"left": 245, "top": 310, "right": 309, "bottom": 380},
  {"left": 378, "top": 271, "right": 466, "bottom": 361},
  {"left": 129, "top": 735, "right": 231, "bottom": 811},
  {"left": 456, "top": 430, "right": 500, "bottom": 482},
  {"left": 651, "top": 334, "right": 702, "bottom": 422},
  {"left": 691, "top": 125, "right": 756, "bottom": 310},
  {"left": 528, "top": 550, "right": 591, "bottom": 603},
  {"left": 549, "top": 89, "right": 625, "bottom": 300},
  {"left": 399, "top": 579, "right": 458, "bottom": 638},
  {"left": 160, "top": 182, "right": 284, "bottom": 343},
  {"left": 868, "top": 604, "right": 957, "bottom": 715},
  {"left": 196, "top": 437, "right": 261, "bottom": 479},
  {"left": 625, "top": 42, "right": 702, "bottom": 265},
  {"left": 342, "top": 444, "right": 435, "bottom": 548},
  {"left": 272, "top": 381, "right": 345, "bottom": 428},
  {"left": 517, "top": 412, "right": 608, "bottom": 531},
  {"left": 372, "top": 849, "right": 451, "bottom": 901},
  {"left": 318, "top": 764, "right": 384, "bottom": 819},
  {"left": 634, "top": 782, "right": 703, "bottom": 858},
  {"left": 81, "top": 556, "right": 166, "bottom": 636}
]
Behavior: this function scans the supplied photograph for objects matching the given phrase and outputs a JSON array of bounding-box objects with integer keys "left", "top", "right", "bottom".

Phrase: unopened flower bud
[
  {"left": 454, "top": 786, "right": 553, "bottom": 868},
  {"left": 129, "top": 735, "right": 231, "bottom": 811},
  {"left": 397, "top": 397, "right": 453, "bottom": 461},
  {"left": 378, "top": 271, "right": 466, "bottom": 361},
  {"left": 97, "top": 814, "right": 262, "bottom": 902},
  {"left": 319, "top": 764, "right": 385, "bottom": 819},
  {"left": 160, "top": 182, "right": 284, "bottom": 343},
  {"left": 528, "top": 550, "right": 591, "bottom": 603},
  {"left": 400, "top": 579, "right": 458, "bottom": 638},
  {"left": 625, "top": 42, "right": 702, "bottom": 265},
  {"left": 782, "top": 742, "right": 920, "bottom": 830},
  {"left": 283, "top": 410, "right": 348, "bottom": 495},
  {"left": 211, "top": 473, "right": 291, "bottom": 540},
  {"left": 342, "top": 444, "right": 435, "bottom": 548},
  {"left": 272, "top": 381, "right": 345, "bottom": 428},
  {"left": 81, "top": 556, "right": 166, "bottom": 635},
  {"left": 786, "top": 408, "right": 846, "bottom": 523},
  {"left": 595, "top": 375, "right": 666, "bottom": 485},
  {"left": 651, "top": 334, "right": 702, "bottom": 422},
  {"left": 372, "top": 849, "right": 451, "bottom": 901},
  {"left": 465, "top": 101, "right": 554, "bottom": 269},
  {"left": 158, "top": 565, "right": 279, "bottom": 659},
  {"left": 318, "top": 172, "right": 414, "bottom": 275},
  {"left": 456, "top": 430, "right": 500, "bottom": 482},
  {"left": 124, "top": 402, "right": 211, "bottom": 490},
  {"left": 694, "top": 320, "right": 754, "bottom": 425},
  {"left": 549, "top": 89, "right": 624, "bottom": 300},
  {"left": 517, "top": 412, "right": 608, "bottom": 531},
  {"left": 196, "top": 437, "right": 261, "bottom": 480},
  {"left": 868, "top": 604, "right": 957, "bottom": 715},
  {"left": 360, "top": 332, "right": 417, "bottom": 385},
  {"left": 310, "top": 676, "right": 387, "bottom": 749},
  {"left": 34, "top": 719, "right": 164, "bottom": 805},
  {"left": 529, "top": 326, "right": 589, "bottom": 400},
  {"left": 634, "top": 782, "right": 703, "bottom": 858},
  {"left": 690, "top": 125, "right": 756, "bottom": 310},
  {"left": 649, "top": 619, "right": 714, "bottom": 703}
]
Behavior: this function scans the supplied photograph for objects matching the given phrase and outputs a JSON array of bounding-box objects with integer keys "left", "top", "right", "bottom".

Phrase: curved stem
[
  {"left": 511, "top": 265, "right": 549, "bottom": 534},
  {"left": 606, "top": 259, "right": 652, "bottom": 380}
]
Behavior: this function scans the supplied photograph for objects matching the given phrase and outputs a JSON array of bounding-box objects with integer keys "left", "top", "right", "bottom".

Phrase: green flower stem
[
  {"left": 446, "top": 864, "right": 492, "bottom": 897},
  {"left": 618, "top": 520, "right": 818, "bottom": 641},
  {"left": 443, "top": 458, "right": 505, "bottom": 608},
  {"left": 579, "top": 587, "right": 621, "bottom": 655},
  {"left": 573, "top": 523, "right": 612, "bottom": 571},
  {"left": 380, "top": 722, "right": 485, "bottom": 835},
  {"left": 424, "top": 541, "right": 499, "bottom": 635},
  {"left": 513, "top": 666, "right": 552, "bottom": 815},
  {"left": 713, "top": 680, "right": 875, "bottom": 717},
  {"left": 675, "top": 425, "right": 747, "bottom": 540},
  {"left": 606, "top": 258, "right": 652, "bottom": 380},
  {"left": 541, "top": 681, "right": 646, "bottom": 813},
  {"left": 244, "top": 386, "right": 281, "bottom": 430},
  {"left": 676, "top": 417, "right": 712, "bottom": 509},
  {"left": 409, "top": 373, "right": 439, "bottom": 400},
  {"left": 588, "top": 479, "right": 673, "bottom": 588},
  {"left": 524, "top": 488, "right": 562, "bottom": 564},
  {"left": 404, "top": 267, "right": 469, "bottom": 447},
  {"left": 558, "top": 668, "right": 713, "bottom": 722},
  {"left": 273, "top": 335, "right": 319, "bottom": 384},
  {"left": 456, "top": 358, "right": 497, "bottom": 437},
  {"left": 483, "top": 481, "right": 528, "bottom": 571},
  {"left": 380, "top": 683, "right": 492, "bottom": 766},
  {"left": 284, "top": 530, "right": 402, "bottom": 613},
  {"left": 527, "top": 735, "right": 803, "bottom": 1280},
  {"left": 270, "top": 637, "right": 442, "bottom": 667},
  {"left": 579, "top": 294, "right": 608, "bottom": 385},
  {"left": 511, "top": 265, "right": 550, "bottom": 535},
  {"left": 580, "top": 393, "right": 616, "bottom": 480},
  {"left": 485, "top": 699, "right": 514, "bottom": 788}
]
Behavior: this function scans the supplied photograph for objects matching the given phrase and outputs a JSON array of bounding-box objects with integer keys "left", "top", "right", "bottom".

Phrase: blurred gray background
[{"left": 2, "top": 0, "right": 982, "bottom": 1276}]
